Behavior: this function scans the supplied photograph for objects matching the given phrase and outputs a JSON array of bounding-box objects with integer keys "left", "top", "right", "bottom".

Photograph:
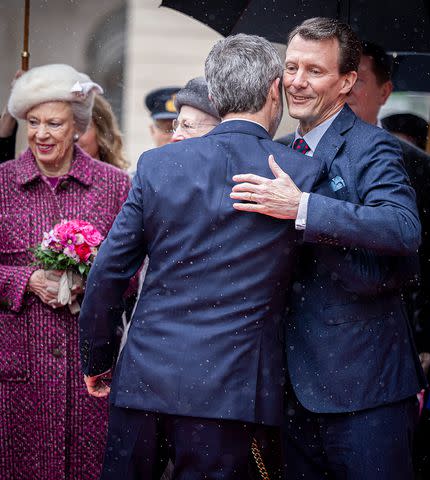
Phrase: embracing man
[
  {"left": 79, "top": 34, "right": 320, "bottom": 479},
  {"left": 231, "top": 17, "right": 426, "bottom": 480}
]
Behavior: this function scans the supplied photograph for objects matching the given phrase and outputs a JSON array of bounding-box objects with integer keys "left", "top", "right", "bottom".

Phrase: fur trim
[{"left": 8, "top": 64, "right": 103, "bottom": 119}]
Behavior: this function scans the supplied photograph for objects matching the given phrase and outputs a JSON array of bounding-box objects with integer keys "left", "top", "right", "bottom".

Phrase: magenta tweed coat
[{"left": 0, "top": 146, "right": 131, "bottom": 479}]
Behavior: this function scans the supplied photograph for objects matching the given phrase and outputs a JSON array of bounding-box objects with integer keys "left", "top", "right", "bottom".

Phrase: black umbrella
[
  {"left": 160, "top": 0, "right": 430, "bottom": 54},
  {"left": 391, "top": 54, "right": 430, "bottom": 92}
]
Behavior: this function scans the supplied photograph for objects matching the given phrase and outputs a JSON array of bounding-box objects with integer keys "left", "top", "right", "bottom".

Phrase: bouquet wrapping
[{"left": 32, "top": 219, "right": 104, "bottom": 313}]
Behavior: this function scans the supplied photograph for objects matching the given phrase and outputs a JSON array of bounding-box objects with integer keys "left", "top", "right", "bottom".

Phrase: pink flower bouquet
[
  {"left": 32, "top": 219, "right": 104, "bottom": 313},
  {"left": 33, "top": 219, "right": 103, "bottom": 276}
]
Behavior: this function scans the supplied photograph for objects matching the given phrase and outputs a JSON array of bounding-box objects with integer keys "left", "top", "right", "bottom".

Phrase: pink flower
[
  {"left": 53, "top": 219, "right": 103, "bottom": 247},
  {"left": 76, "top": 222, "right": 104, "bottom": 247}
]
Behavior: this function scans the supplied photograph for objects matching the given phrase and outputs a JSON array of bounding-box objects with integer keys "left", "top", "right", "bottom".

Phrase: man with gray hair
[{"left": 79, "top": 33, "right": 320, "bottom": 479}]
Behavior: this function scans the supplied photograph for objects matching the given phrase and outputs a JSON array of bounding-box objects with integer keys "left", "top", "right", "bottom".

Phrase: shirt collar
[
  {"left": 17, "top": 145, "right": 94, "bottom": 187},
  {"left": 294, "top": 110, "right": 342, "bottom": 153}
]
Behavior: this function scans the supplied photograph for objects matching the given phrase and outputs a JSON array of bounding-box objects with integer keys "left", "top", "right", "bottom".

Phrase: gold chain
[{"left": 251, "top": 437, "right": 271, "bottom": 480}]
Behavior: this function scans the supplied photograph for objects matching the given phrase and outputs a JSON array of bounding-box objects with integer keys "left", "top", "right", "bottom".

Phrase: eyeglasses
[
  {"left": 172, "top": 119, "right": 218, "bottom": 133},
  {"left": 154, "top": 121, "right": 174, "bottom": 134}
]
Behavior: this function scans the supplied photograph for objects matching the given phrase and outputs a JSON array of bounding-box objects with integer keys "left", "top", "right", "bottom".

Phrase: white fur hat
[{"left": 8, "top": 63, "right": 103, "bottom": 120}]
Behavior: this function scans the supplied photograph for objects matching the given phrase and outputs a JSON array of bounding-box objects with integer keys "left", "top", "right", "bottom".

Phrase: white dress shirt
[{"left": 294, "top": 110, "right": 342, "bottom": 230}]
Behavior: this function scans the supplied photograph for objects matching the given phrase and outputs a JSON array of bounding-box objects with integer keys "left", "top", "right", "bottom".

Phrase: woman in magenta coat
[{"left": 0, "top": 64, "right": 131, "bottom": 479}]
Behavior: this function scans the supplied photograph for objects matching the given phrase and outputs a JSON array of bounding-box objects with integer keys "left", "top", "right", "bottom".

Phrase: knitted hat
[
  {"left": 174, "top": 77, "right": 220, "bottom": 119},
  {"left": 8, "top": 64, "right": 103, "bottom": 120}
]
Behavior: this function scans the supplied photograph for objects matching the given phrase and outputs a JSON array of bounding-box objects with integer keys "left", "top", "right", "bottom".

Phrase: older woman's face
[
  {"left": 171, "top": 105, "right": 219, "bottom": 142},
  {"left": 26, "top": 101, "right": 75, "bottom": 169}
]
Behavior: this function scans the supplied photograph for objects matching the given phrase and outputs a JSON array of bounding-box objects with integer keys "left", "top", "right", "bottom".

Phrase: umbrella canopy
[
  {"left": 160, "top": 0, "right": 430, "bottom": 54},
  {"left": 391, "top": 54, "right": 430, "bottom": 92}
]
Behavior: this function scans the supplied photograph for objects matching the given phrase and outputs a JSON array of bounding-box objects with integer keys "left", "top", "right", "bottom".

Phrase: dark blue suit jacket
[
  {"left": 278, "top": 105, "right": 426, "bottom": 413},
  {"left": 79, "top": 120, "right": 320, "bottom": 426}
]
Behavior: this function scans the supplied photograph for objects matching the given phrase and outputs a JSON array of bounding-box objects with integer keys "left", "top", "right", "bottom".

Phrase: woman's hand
[{"left": 27, "top": 269, "right": 65, "bottom": 309}]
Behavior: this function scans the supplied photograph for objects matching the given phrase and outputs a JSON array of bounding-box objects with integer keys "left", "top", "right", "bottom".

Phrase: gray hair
[{"left": 205, "top": 34, "right": 283, "bottom": 117}]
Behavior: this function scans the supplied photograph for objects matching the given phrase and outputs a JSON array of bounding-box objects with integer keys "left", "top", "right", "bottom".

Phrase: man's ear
[
  {"left": 380, "top": 80, "right": 393, "bottom": 106},
  {"left": 270, "top": 78, "right": 282, "bottom": 102},
  {"left": 340, "top": 71, "right": 358, "bottom": 95}
]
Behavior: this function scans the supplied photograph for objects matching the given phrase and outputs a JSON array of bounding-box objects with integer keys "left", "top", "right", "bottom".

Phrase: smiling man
[{"left": 231, "top": 17, "right": 425, "bottom": 480}]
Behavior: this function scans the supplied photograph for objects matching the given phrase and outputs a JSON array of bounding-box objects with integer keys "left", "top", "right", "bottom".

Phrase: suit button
[
  {"left": 52, "top": 348, "right": 63, "bottom": 358},
  {"left": 60, "top": 180, "right": 70, "bottom": 190}
]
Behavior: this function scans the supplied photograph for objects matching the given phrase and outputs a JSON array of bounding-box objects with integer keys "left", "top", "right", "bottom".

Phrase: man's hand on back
[
  {"left": 230, "top": 154, "right": 302, "bottom": 219},
  {"left": 84, "top": 370, "right": 112, "bottom": 398}
]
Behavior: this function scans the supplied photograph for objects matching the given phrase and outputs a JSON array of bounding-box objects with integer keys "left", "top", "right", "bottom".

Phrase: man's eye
[
  {"left": 285, "top": 65, "right": 297, "bottom": 73},
  {"left": 28, "top": 120, "right": 38, "bottom": 127},
  {"left": 310, "top": 69, "right": 321, "bottom": 75},
  {"left": 183, "top": 122, "right": 194, "bottom": 130}
]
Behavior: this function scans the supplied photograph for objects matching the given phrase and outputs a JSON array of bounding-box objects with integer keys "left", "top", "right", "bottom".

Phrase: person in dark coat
[
  {"left": 79, "top": 33, "right": 321, "bottom": 480},
  {"left": 231, "top": 18, "right": 425, "bottom": 480}
]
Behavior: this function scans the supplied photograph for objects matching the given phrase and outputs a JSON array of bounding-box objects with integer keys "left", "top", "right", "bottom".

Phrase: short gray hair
[{"left": 205, "top": 34, "right": 283, "bottom": 117}]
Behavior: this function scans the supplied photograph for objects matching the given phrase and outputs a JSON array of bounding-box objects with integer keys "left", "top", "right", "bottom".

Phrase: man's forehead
[{"left": 285, "top": 35, "right": 340, "bottom": 59}]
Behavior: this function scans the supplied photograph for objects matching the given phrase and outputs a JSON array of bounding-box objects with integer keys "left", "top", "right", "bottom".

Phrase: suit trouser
[
  {"left": 101, "top": 404, "right": 278, "bottom": 480},
  {"left": 283, "top": 386, "right": 419, "bottom": 480}
]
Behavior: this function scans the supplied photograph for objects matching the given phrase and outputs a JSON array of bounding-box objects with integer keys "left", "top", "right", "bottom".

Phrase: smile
[
  {"left": 289, "top": 94, "right": 313, "bottom": 103},
  {"left": 37, "top": 144, "right": 55, "bottom": 153}
]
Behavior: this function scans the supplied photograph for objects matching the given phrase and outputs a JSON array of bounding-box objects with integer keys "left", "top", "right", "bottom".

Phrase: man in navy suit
[
  {"left": 79, "top": 34, "right": 320, "bottom": 479},
  {"left": 231, "top": 18, "right": 426, "bottom": 479}
]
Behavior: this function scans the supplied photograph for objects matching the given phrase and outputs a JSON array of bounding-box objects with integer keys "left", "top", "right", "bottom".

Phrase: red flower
[{"left": 75, "top": 243, "right": 92, "bottom": 262}]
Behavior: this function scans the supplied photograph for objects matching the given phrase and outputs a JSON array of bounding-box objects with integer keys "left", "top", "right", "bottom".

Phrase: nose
[
  {"left": 291, "top": 68, "right": 308, "bottom": 89},
  {"left": 171, "top": 130, "right": 185, "bottom": 143},
  {"left": 35, "top": 123, "right": 49, "bottom": 138}
]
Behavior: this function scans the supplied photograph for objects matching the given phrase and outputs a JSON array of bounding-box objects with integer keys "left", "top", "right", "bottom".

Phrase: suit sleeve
[
  {"left": 79, "top": 157, "right": 148, "bottom": 376},
  {"left": 304, "top": 131, "right": 421, "bottom": 255}
]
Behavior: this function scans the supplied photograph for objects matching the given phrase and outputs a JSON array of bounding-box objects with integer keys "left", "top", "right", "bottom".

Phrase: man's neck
[
  {"left": 298, "top": 101, "right": 344, "bottom": 136},
  {"left": 223, "top": 112, "right": 270, "bottom": 133}
]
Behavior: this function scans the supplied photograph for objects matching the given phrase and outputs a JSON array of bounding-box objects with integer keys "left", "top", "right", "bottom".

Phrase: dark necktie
[{"left": 292, "top": 138, "right": 310, "bottom": 155}]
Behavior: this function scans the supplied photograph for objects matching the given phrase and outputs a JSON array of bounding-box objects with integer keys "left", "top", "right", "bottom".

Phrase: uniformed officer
[{"left": 144, "top": 87, "right": 180, "bottom": 146}]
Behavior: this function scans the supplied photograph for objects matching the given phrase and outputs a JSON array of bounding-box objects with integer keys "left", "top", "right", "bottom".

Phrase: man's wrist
[{"left": 295, "top": 192, "right": 310, "bottom": 230}]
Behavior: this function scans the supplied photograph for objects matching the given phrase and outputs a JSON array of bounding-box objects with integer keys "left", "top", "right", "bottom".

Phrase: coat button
[
  {"left": 52, "top": 348, "right": 63, "bottom": 358},
  {"left": 60, "top": 180, "right": 70, "bottom": 190}
]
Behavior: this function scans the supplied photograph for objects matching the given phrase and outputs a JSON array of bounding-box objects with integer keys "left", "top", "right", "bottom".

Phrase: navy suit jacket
[
  {"left": 79, "top": 120, "right": 320, "bottom": 426},
  {"left": 278, "top": 105, "right": 426, "bottom": 413}
]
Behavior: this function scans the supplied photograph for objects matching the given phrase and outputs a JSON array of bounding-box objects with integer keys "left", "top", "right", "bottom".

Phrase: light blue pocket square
[{"left": 329, "top": 176, "right": 346, "bottom": 192}]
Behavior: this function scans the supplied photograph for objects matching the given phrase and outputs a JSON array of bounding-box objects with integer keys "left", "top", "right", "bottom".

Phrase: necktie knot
[{"left": 293, "top": 138, "right": 310, "bottom": 155}]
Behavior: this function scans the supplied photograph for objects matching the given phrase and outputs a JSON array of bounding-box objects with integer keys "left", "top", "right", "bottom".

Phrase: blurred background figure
[
  {"left": 144, "top": 86, "right": 180, "bottom": 146},
  {"left": 78, "top": 94, "right": 129, "bottom": 170},
  {"left": 0, "top": 71, "right": 22, "bottom": 163},
  {"left": 0, "top": 63, "right": 131, "bottom": 480},
  {"left": 381, "top": 113, "right": 429, "bottom": 151},
  {"left": 171, "top": 76, "right": 220, "bottom": 142},
  {"left": 347, "top": 42, "right": 430, "bottom": 480}
]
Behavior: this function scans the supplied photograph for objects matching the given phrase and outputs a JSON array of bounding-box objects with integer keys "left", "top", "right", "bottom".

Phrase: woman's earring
[{"left": 73, "top": 133, "right": 79, "bottom": 142}]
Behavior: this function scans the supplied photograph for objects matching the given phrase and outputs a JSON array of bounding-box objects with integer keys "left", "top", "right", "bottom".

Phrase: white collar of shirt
[
  {"left": 222, "top": 117, "right": 268, "bottom": 132},
  {"left": 294, "top": 109, "right": 342, "bottom": 156}
]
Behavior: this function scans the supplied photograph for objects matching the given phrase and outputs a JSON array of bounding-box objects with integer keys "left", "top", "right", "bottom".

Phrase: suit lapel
[{"left": 311, "top": 105, "right": 356, "bottom": 190}]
